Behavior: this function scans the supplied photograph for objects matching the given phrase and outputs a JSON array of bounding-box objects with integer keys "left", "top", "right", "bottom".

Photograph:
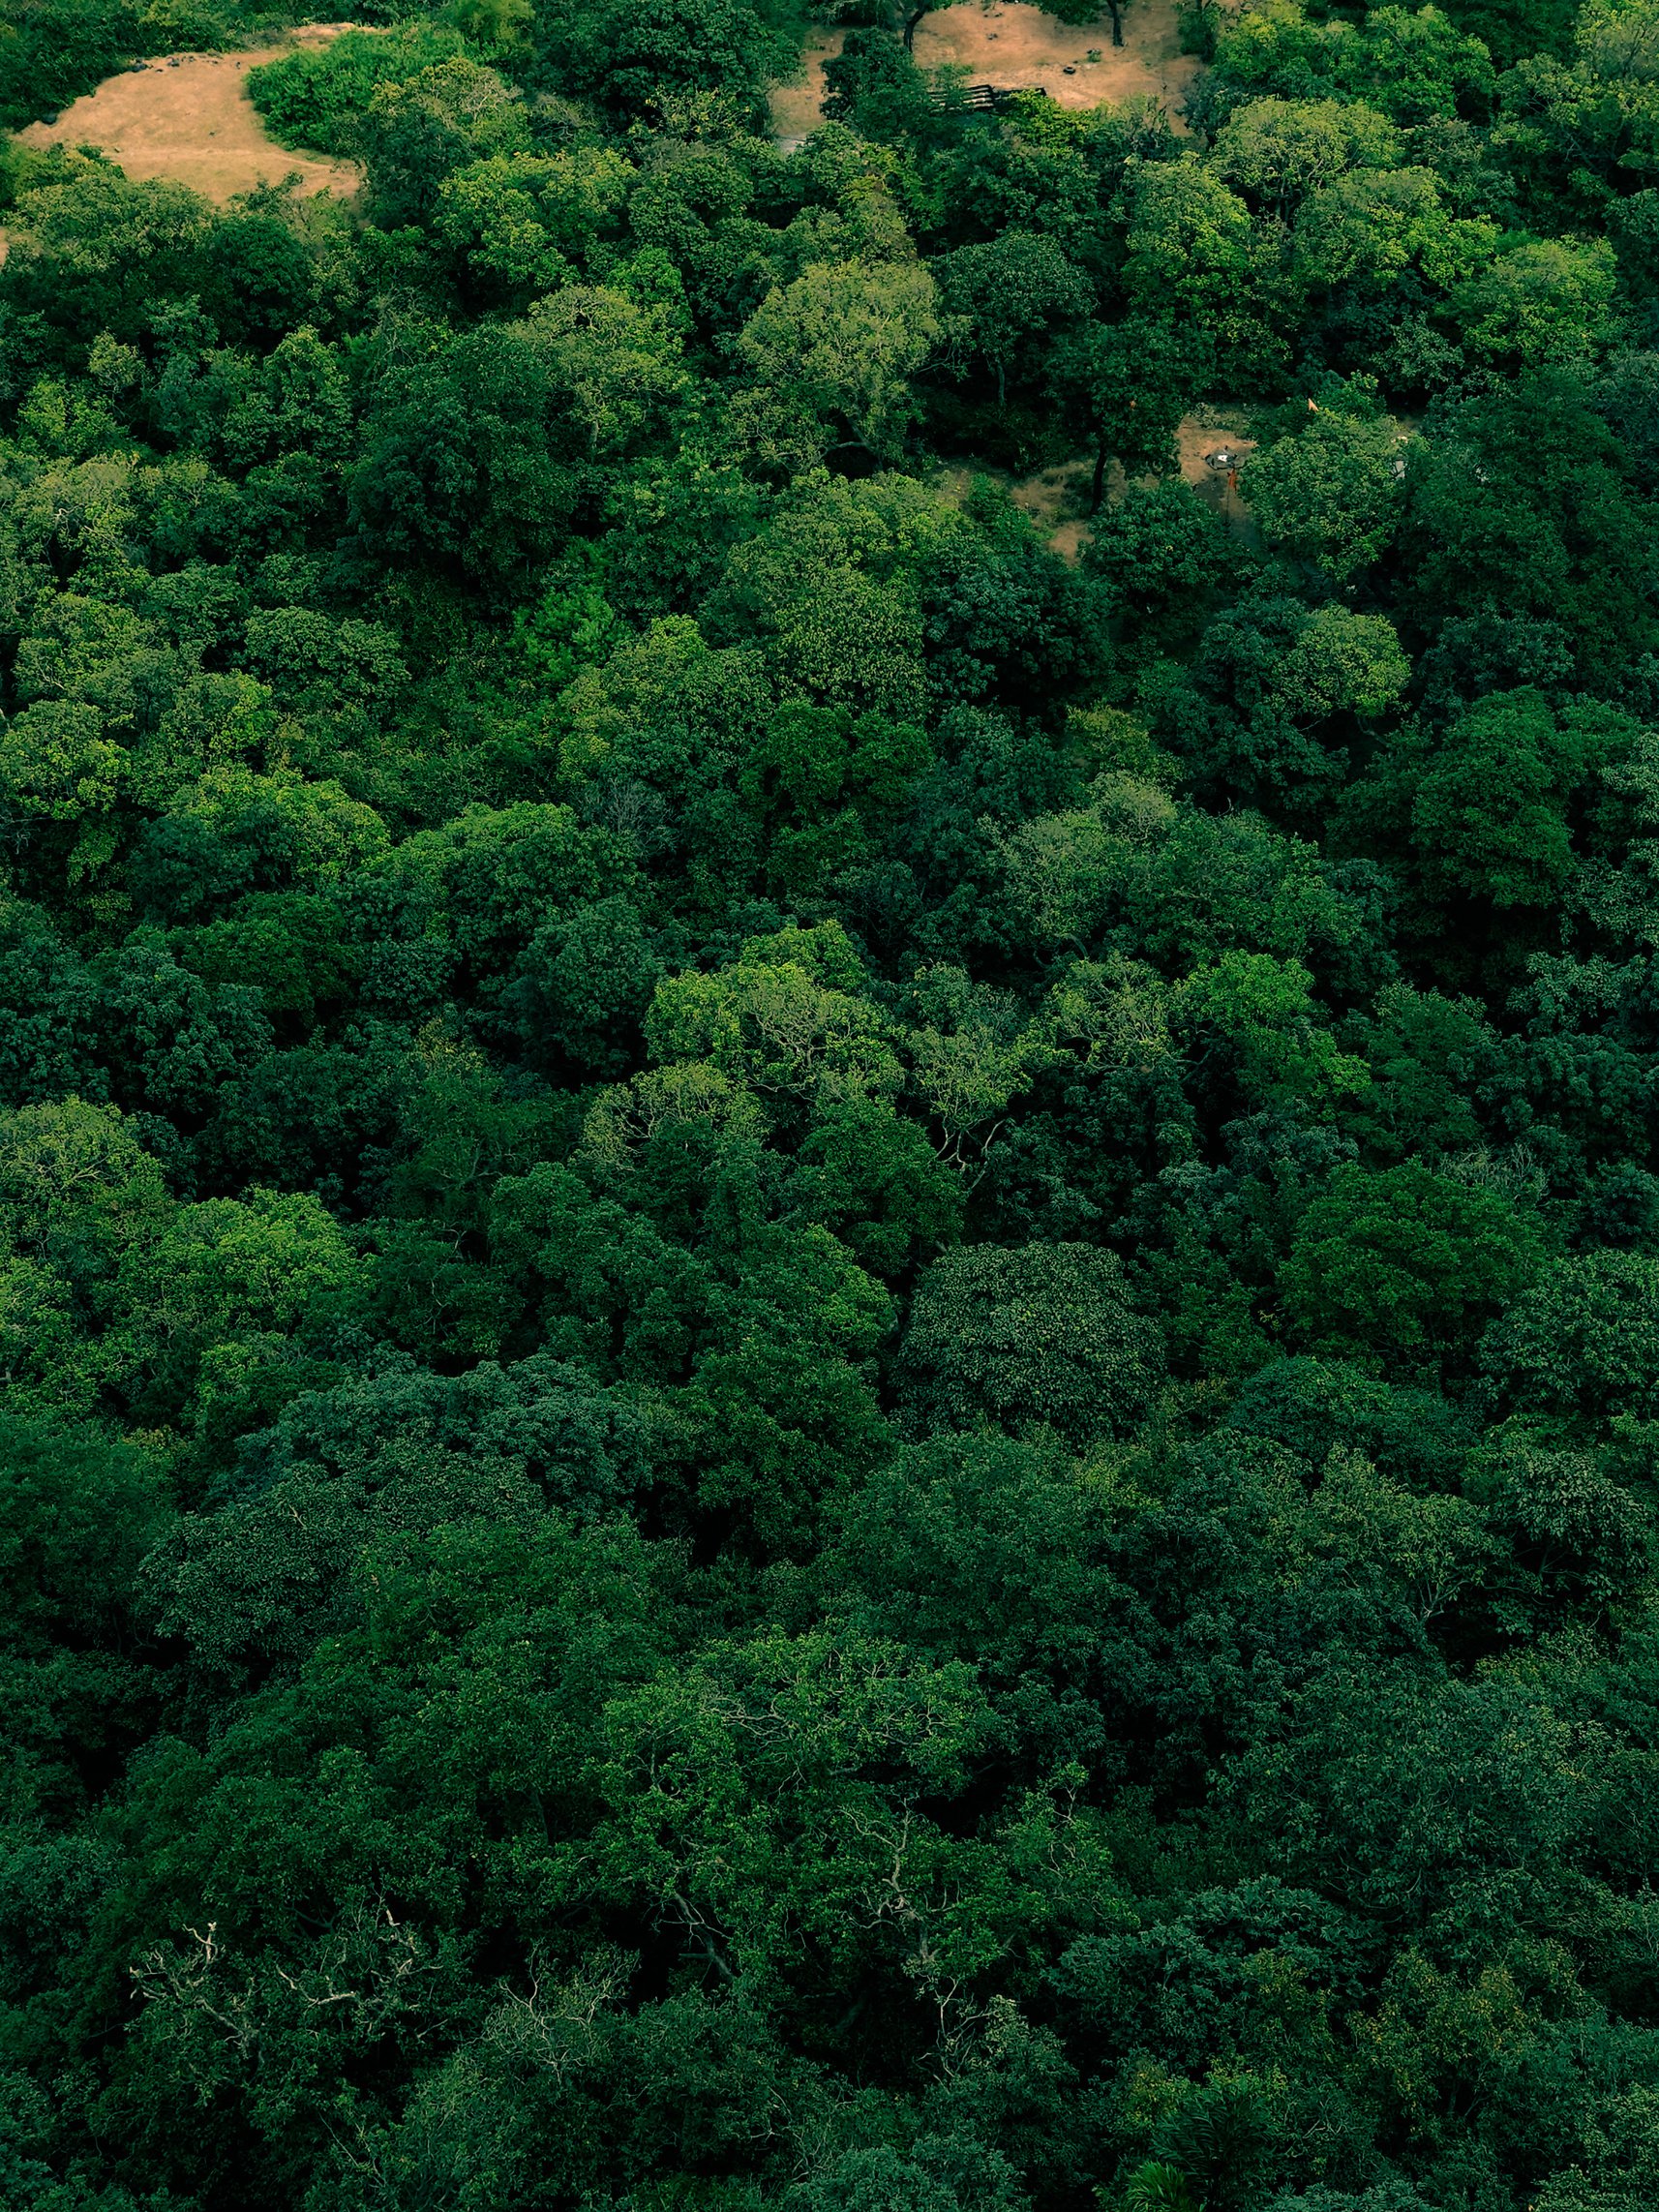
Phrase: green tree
[
  {"left": 561, "top": 0, "right": 791, "bottom": 114},
  {"left": 1122, "top": 156, "right": 1251, "bottom": 315},
  {"left": 897, "top": 1242, "right": 1163, "bottom": 1443},
  {"left": 507, "top": 895, "right": 663, "bottom": 1078},
  {"left": 1398, "top": 370, "right": 1659, "bottom": 669},
  {"left": 734, "top": 258, "right": 943, "bottom": 465},
  {"left": 528, "top": 281, "right": 688, "bottom": 456},
  {"left": 1082, "top": 479, "right": 1242, "bottom": 629},
  {"left": 1214, "top": 96, "right": 1402, "bottom": 217},
  {"left": 247, "top": 23, "right": 467, "bottom": 156},
  {"left": 822, "top": 25, "right": 937, "bottom": 135},
  {"left": 1281, "top": 1163, "right": 1540, "bottom": 1366},
  {"left": 1246, "top": 407, "right": 1406, "bottom": 583},
  {"left": 108, "top": 1186, "right": 370, "bottom": 1455},
  {"left": 1048, "top": 318, "right": 1199, "bottom": 511},
  {"left": 358, "top": 56, "right": 533, "bottom": 228},
  {"left": 0, "top": 698, "right": 123, "bottom": 840},
  {"left": 1179, "top": 950, "right": 1370, "bottom": 1112},
  {"left": 1292, "top": 161, "right": 1496, "bottom": 292},
  {"left": 1483, "top": 1249, "right": 1659, "bottom": 1421},
  {"left": 434, "top": 147, "right": 635, "bottom": 303},
  {"left": 1451, "top": 235, "right": 1620, "bottom": 365},
  {"left": 1408, "top": 687, "right": 1632, "bottom": 908},
  {"left": 349, "top": 322, "right": 582, "bottom": 587},
  {"left": 941, "top": 231, "right": 1089, "bottom": 409}
]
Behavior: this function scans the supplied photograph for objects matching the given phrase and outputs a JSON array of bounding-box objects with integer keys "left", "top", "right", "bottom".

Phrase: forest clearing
[
  {"left": 772, "top": 0, "right": 1199, "bottom": 136},
  {"left": 913, "top": 0, "right": 1200, "bottom": 112},
  {"left": 22, "top": 1, "right": 1191, "bottom": 202},
  {"left": 15, "top": 24, "right": 359, "bottom": 199}
]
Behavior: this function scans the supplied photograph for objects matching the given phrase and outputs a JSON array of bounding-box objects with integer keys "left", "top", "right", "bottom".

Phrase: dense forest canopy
[{"left": 1, "top": 0, "right": 1659, "bottom": 2205}]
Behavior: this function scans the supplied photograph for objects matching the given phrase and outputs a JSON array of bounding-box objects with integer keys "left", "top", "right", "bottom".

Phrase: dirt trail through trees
[
  {"left": 769, "top": 26, "right": 846, "bottom": 141},
  {"left": 15, "top": 25, "right": 360, "bottom": 202}
]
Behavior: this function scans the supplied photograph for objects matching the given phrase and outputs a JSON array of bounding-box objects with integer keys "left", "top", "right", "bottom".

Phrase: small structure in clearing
[{"left": 913, "top": 0, "right": 1198, "bottom": 117}]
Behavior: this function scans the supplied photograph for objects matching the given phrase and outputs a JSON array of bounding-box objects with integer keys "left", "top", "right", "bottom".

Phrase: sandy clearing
[
  {"left": 914, "top": 0, "right": 1199, "bottom": 118},
  {"left": 15, "top": 24, "right": 361, "bottom": 203}
]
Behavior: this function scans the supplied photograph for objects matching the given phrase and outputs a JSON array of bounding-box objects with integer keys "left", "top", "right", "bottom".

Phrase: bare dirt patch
[
  {"left": 1008, "top": 455, "right": 1094, "bottom": 559},
  {"left": 769, "top": 26, "right": 845, "bottom": 146},
  {"left": 934, "top": 454, "right": 1096, "bottom": 562},
  {"left": 16, "top": 24, "right": 361, "bottom": 203},
  {"left": 1177, "top": 405, "right": 1260, "bottom": 536},
  {"left": 914, "top": 0, "right": 1199, "bottom": 118}
]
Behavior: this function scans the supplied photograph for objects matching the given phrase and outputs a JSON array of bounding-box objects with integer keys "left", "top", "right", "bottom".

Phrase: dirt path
[
  {"left": 769, "top": 26, "right": 845, "bottom": 147},
  {"left": 914, "top": 0, "right": 1198, "bottom": 118},
  {"left": 15, "top": 25, "right": 360, "bottom": 203}
]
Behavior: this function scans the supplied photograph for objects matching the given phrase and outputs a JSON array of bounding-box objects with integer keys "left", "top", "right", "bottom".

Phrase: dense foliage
[{"left": 2, "top": 0, "right": 1659, "bottom": 2206}]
